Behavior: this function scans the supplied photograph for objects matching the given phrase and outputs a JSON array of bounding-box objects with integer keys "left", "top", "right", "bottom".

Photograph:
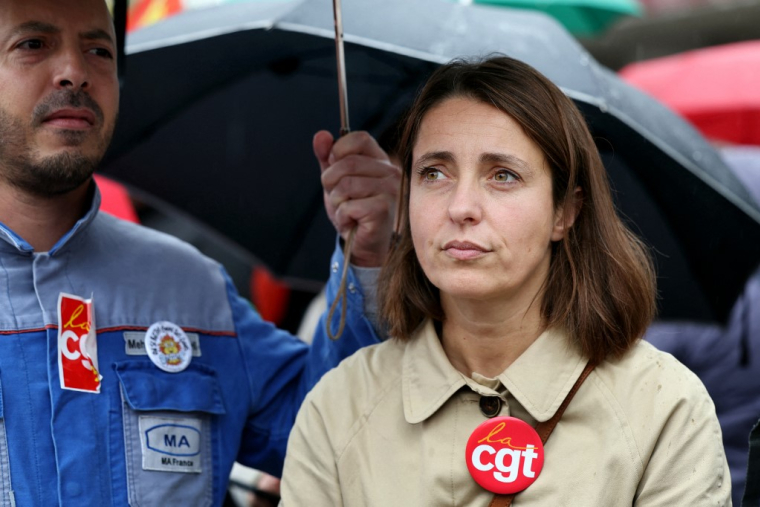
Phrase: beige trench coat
[{"left": 281, "top": 320, "right": 731, "bottom": 506}]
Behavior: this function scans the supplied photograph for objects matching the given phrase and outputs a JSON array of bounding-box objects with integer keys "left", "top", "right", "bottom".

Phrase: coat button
[{"left": 479, "top": 396, "right": 502, "bottom": 418}]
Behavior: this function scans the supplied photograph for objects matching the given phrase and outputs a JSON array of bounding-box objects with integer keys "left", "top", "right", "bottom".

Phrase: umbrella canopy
[
  {"left": 127, "top": 0, "right": 184, "bottom": 32},
  {"left": 101, "top": 0, "right": 760, "bottom": 323},
  {"left": 720, "top": 145, "right": 760, "bottom": 206},
  {"left": 620, "top": 41, "right": 760, "bottom": 146},
  {"left": 463, "top": 0, "right": 642, "bottom": 38}
]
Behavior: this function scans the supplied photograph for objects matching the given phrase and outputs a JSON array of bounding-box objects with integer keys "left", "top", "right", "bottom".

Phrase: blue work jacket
[{"left": 0, "top": 187, "right": 380, "bottom": 506}]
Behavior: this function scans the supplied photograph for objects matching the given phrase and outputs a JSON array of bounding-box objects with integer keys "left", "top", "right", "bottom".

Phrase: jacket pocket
[
  {"left": 0, "top": 373, "right": 13, "bottom": 507},
  {"left": 115, "top": 362, "right": 226, "bottom": 507}
]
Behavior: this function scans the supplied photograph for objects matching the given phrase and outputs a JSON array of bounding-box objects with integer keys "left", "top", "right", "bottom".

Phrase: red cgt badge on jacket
[
  {"left": 466, "top": 416, "right": 544, "bottom": 494},
  {"left": 58, "top": 293, "right": 102, "bottom": 393}
]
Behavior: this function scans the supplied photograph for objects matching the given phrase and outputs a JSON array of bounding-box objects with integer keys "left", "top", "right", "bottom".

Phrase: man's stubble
[{"left": 0, "top": 90, "right": 115, "bottom": 197}]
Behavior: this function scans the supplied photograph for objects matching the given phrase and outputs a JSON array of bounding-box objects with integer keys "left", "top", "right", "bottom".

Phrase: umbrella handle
[{"left": 326, "top": 227, "right": 357, "bottom": 340}]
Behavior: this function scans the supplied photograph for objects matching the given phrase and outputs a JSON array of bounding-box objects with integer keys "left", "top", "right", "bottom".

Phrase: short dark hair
[{"left": 378, "top": 56, "right": 656, "bottom": 364}]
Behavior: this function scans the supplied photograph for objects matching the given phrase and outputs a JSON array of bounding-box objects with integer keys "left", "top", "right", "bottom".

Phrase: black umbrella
[{"left": 101, "top": 0, "right": 760, "bottom": 323}]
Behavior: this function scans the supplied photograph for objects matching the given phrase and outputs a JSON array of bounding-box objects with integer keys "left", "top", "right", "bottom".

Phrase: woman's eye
[
  {"left": 419, "top": 167, "right": 446, "bottom": 181},
  {"left": 493, "top": 170, "right": 517, "bottom": 183}
]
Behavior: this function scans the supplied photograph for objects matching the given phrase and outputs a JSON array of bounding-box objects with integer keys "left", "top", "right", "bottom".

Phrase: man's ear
[{"left": 551, "top": 186, "right": 582, "bottom": 241}]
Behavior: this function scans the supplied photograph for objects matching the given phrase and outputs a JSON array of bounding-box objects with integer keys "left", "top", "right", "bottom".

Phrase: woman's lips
[{"left": 443, "top": 241, "right": 490, "bottom": 260}]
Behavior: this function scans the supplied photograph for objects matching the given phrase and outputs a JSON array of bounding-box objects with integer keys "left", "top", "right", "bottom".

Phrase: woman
[{"left": 281, "top": 57, "right": 730, "bottom": 506}]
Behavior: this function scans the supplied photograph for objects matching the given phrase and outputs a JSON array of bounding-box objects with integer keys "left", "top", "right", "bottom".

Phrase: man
[{"left": 0, "top": 0, "right": 395, "bottom": 505}]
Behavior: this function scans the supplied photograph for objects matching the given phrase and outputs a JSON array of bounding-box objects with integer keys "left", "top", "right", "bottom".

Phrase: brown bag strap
[{"left": 487, "top": 361, "right": 596, "bottom": 507}]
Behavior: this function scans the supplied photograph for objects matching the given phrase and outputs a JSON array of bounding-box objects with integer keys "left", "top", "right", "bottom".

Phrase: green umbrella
[{"left": 462, "top": 0, "right": 642, "bottom": 37}]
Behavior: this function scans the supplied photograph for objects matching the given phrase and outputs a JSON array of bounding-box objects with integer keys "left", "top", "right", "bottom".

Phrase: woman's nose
[{"left": 447, "top": 178, "right": 483, "bottom": 225}]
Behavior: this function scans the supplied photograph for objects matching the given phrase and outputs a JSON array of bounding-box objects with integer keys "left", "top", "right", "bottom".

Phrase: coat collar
[{"left": 402, "top": 319, "right": 588, "bottom": 424}]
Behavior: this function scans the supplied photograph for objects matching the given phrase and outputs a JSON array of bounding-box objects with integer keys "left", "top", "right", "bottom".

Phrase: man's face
[{"left": 0, "top": 0, "right": 119, "bottom": 197}]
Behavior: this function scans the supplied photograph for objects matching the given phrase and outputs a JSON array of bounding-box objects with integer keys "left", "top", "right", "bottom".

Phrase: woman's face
[{"left": 409, "top": 97, "right": 568, "bottom": 303}]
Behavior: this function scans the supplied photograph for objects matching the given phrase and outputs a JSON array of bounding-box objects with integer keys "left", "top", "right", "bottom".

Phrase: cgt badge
[
  {"left": 145, "top": 321, "right": 192, "bottom": 373},
  {"left": 58, "top": 293, "right": 102, "bottom": 393},
  {"left": 465, "top": 416, "right": 544, "bottom": 495}
]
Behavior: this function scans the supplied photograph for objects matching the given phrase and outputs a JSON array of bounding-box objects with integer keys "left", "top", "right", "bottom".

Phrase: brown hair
[{"left": 378, "top": 56, "right": 656, "bottom": 364}]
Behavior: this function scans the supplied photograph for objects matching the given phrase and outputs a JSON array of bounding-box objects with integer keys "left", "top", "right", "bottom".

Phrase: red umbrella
[
  {"left": 620, "top": 41, "right": 760, "bottom": 146},
  {"left": 93, "top": 175, "right": 139, "bottom": 224}
]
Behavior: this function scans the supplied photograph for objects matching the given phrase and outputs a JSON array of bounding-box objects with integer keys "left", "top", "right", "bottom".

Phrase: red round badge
[{"left": 465, "top": 416, "right": 544, "bottom": 494}]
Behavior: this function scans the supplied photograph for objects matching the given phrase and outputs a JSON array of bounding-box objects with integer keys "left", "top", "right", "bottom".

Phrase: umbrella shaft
[{"left": 333, "top": 0, "right": 350, "bottom": 135}]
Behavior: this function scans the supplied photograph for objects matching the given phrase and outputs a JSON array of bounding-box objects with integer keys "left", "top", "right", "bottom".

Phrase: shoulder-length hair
[{"left": 378, "top": 56, "right": 656, "bottom": 364}]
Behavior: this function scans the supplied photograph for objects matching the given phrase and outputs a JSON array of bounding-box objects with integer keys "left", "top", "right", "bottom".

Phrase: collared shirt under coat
[{"left": 281, "top": 320, "right": 731, "bottom": 506}]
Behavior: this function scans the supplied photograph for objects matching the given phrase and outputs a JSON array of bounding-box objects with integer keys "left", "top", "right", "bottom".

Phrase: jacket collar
[
  {"left": 402, "top": 319, "right": 588, "bottom": 424},
  {"left": 0, "top": 182, "right": 101, "bottom": 256}
]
